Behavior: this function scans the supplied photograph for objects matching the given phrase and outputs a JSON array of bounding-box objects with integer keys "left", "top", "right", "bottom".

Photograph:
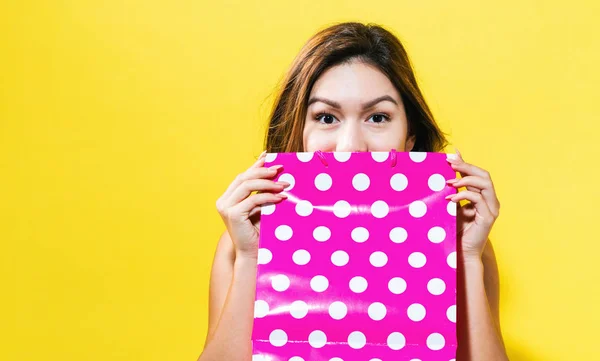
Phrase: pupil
[
  {"left": 324, "top": 115, "right": 334, "bottom": 124},
  {"left": 373, "top": 115, "right": 383, "bottom": 123}
]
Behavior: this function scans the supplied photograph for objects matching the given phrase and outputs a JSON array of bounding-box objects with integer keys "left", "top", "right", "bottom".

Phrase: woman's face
[{"left": 303, "top": 61, "right": 415, "bottom": 153}]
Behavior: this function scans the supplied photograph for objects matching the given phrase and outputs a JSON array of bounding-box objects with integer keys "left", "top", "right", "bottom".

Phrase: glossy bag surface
[{"left": 252, "top": 151, "right": 458, "bottom": 361}]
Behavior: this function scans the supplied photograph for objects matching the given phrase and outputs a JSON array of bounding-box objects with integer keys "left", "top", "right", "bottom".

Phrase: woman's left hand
[{"left": 445, "top": 150, "right": 500, "bottom": 260}]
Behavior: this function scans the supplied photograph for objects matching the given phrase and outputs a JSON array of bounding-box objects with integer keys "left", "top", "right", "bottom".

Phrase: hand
[
  {"left": 445, "top": 149, "right": 500, "bottom": 260},
  {"left": 216, "top": 151, "right": 289, "bottom": 258}
]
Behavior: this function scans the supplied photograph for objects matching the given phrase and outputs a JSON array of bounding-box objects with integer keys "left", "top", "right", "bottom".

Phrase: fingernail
[
  {"left": 276, "top": 181, "right": 290, "bottom": 187},
  {"left": 454, "top": 147, "right": 462, "bottom": 158},
  {"left": 446, "top": 178, "right": 459, "bottom": 184},
  {"left": 259, "top": 150, "right": 267, "bottom": 158},
  {"left": 277, "top": 193, "right": 288, "bottom": 199},
  {"left": 445, "top": 194, "right": 455, "bottom": 200},
  {"left": 269, "top": 165, "right": 283, "bottom": 171}
]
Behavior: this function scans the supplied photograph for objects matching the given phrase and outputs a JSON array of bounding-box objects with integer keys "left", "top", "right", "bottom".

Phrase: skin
[{"left": 199, "top": 60, "right": 509, "bottom": 361}]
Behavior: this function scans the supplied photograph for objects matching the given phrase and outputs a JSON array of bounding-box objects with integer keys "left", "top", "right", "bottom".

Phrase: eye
[
  {"left": 368, "top": 113, "right": 391, "bottom": 124},
  {"left": 315, "top": 113, "right": 339, "bottom": 125}
]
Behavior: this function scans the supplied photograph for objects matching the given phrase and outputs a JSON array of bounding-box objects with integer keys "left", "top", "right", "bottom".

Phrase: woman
[{"left": 200, "top": 22, "right": 508, "bottom": 361}]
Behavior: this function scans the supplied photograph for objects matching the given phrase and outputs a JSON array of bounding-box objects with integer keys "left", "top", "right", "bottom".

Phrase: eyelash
[{"left": 314, "top": 112, "right": 391, "bottom": 125}]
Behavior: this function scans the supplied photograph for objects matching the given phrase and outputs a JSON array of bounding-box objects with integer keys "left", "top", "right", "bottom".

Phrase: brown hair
[{"left": 264, "top": 22, "right": 448, "bottom": 153}]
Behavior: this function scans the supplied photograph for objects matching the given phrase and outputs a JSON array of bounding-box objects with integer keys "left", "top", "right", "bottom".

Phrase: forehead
[{"left": 309, "top": 61, "right": 400, "bottom": 102}]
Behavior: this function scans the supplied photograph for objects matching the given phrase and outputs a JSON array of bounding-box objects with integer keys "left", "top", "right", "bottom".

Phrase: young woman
[{"left": 199, "top": 22, "right": 508, "bottom": 361}]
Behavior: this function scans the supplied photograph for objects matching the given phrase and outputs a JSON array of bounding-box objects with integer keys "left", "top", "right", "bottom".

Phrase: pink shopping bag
[{"left": 252, "top": 151, "right": 457, "bottom": 361}]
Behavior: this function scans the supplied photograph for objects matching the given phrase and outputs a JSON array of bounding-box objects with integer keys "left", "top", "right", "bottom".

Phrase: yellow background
[{"left": 3, "top": 1, "right": 599, "bottom": 360}]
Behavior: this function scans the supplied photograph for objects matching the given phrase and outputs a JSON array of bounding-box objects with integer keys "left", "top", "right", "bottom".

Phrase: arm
[
  {"left": 204, "top": 231, "right": 235, "bottom": 346},
  {"left": 199, "top": 151, "right": 287, "bottom": 361},
  {"left": 446, "top": 150, "right": 508, "bottom": 360},
  {"left": 457, "top": 240, "right": 508, "bottom": 361},
  {"left": 199, "top": 246, "right": 257, "bottom": 361}
]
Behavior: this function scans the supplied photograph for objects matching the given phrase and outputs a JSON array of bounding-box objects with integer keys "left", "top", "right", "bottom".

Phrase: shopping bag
[{"left": 252, "top": 151, "right": 457, "bottom": 361}]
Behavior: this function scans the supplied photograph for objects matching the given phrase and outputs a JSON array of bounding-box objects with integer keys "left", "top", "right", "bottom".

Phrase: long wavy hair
[{"left": 264, "top": 22, "right": 448, "bottom": 153}]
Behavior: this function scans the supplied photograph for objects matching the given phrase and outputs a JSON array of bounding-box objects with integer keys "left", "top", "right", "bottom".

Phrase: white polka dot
[
  {"left": 389, "top": 227, "right": 408, "bottom": 243},
  {"left": 261, "top": 203, "right": 276, "bottom": 215},
  {"left": 328, "top": 301, "right": 348, "bottom": 320},
  {"left": 296, "top": 200, "right": 314, "bottom": 216},
  {"left": 407, "top": 303, "right": 426, "bottom": 321},
  {"left": 428, "top": 226, "right": 446, "bottom": 243},
  {"left": 428, "top": 173, "right": 446, "bottom": 191},
  {"left": 447, "top": 305, "right": 457, "bottom": 323},
  {"left": 349, "top": 276, "right": 368, "bottom": 293},
  {"left": 447, "top": 201, "right": 457, "bottom": 216},
  {"left": 371, "top": 151, "right": 389, "bottom": 162},
  {"left": 293, "top": 249, "right": 311, "bottom": 265},
  {"left": 333, "top": 152, "right": 351, "bottom": 162},
  {"left": 390, "top": 173, "right": 408, "bottom": 191},
  {"left": 447, "top": 252, "right": 457, "bottom": 269},
  {"left": 388, "top": 277, "right": 407, "bottom": 294},
  {"left": 368, "top": 302, "right": 387, "bottom": 321},
  {"left": 408, "top": 252, "right": 427, "bottom": 268},
  {"left": 333, "top": 200, "right": 352, "bottom": 218},
  {"left": 290, "top": 300, "right": 309, "bottom": 319},
  {"left": 257, "top": 248, "right": 273, "bottom": 265},
  {"left": 371, "top": 200, "right": 389, "bottom": 218},
  {"left": 331, "top": 250, "right": 349, "bottom": 266},
  {"left": 308, "top": 330, "right": 327, "bottom": 348},
  {"left": 297, "top": 152, "right": 314, "bottom": 162},
  {"left": 329, "top": 358, "right": 343, "bottom": 361},
  {"left": 252, "top": 355, "right": 267, "bottom": 361},
  {"left": 409, "top": 359, "right": 421, "bottom": 361},
  {"left": 313, "top": 226, "right": 331, "bottom": 242},
  {"left": 265, "top": 153, "right": 277, "bottom": 163},
  {"left": 352, "top": 173, "right": 370, "bottom": 191},
  {"left": 426, "top": 333, "right": 445, "bottom": 351},
  {"left": 275, "top": 225, "right": 293, "bottom": 241},
  {"left": 269, "top": 329, "right": 287, "bottom": 347},
  {"left": 271, "top": 274, "right": 290, "bottom": 292},
  {"left": 409, "top": 152, "right": 427, "bottom": 163},
  {"left": 277, "top": 173, "right": 295, "bottom": 191},
  {"left": 409, "top": 201, "right": 427, "bottom": 218},
  {"left": 315, "top": 173, "right": 333, "bottom": 191},
  {"left": 369, "top": 251, "right": 388, "bottom": 267},
  {"left": 289, "top": 357, "right": 305, "bottom": 361},
  {"left": 427, "top": 278, "right": 446, "bottom": 295},
  {"left": 351, "top": 227, "right": 369, "bottom": 243},
  {"left": 254, "top": 300, "right": 269, "bottom": 318},
  {"left": 369, "top": 359, "right": 382, "bottom": 361},
  {"left": 310, "top": 275, "right": 329, "bottom": 292},
  {"left": 387, "top": 332, "right": 406, "bottom": 350},
  {"left": 348, "top": 331, "right": 367, "bottom": 349}
]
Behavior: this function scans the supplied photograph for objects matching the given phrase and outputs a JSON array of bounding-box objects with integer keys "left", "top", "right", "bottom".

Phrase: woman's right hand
[{"left": 215, "top": 151, "right": 288, "bottom": 259}]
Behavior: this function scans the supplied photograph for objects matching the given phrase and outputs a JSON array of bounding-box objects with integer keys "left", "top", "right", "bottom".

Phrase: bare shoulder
[{"left": 205, "top": 230, "right": 236, "bottom": 345}]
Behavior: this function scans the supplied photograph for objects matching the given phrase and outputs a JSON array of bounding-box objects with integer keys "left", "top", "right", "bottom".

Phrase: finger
[
  {"left": 226, "top": 179, "right": 289, "bottom": 207},
  {"left": 232, "top": 192, "right": 287, "bottom": 217},
  {"left": 448, "top": 175, "right": 499, "bottom": 216},
  {"left": 447, "top": 159, "right": 491, "bottom": 180},
  {"left": 221, "top": 163, "right": 282, "bottom": 201},
  {"left": 447, "top": 176, "right": 492, "bottom": 191},
  {"left": 447, "top": 153, "right": 500, "bottom": 216},
  {"left": 446, "top": 190, "right": 494, "bottom": 225}
]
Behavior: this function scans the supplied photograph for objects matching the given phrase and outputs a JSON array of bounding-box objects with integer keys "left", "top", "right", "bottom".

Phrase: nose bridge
[{"left": 336, "top": 121, "right": 367, "bottom": 152}]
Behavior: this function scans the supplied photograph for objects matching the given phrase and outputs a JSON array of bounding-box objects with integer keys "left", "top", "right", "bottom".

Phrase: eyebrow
[{"left": 307, "top": 95, "right": 399, "bottom": 109}]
